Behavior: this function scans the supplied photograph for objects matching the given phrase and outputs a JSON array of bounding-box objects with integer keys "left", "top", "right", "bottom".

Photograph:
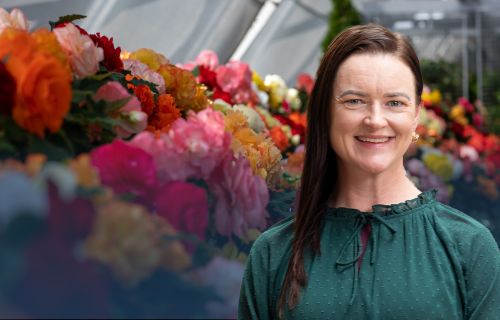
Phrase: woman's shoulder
[
  {"left": 429, "top": 201, "right": 498, "bottom": 258},
  {"left": 248, "top": 216, "right": 295, "bottom": 262},
  {"left": 431, "top": 201, "right": 493, "bottom": 236}
]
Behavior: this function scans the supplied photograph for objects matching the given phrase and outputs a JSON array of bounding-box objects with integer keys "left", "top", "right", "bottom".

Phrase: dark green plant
[{"left": 321, "top": 0, "right": 361, "bottom": 52}]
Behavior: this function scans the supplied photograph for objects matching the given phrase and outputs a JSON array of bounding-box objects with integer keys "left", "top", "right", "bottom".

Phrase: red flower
[
  {"left": 89, "top": 33, "right": 123, "bottom": 72},
  {"left": 154, "top": 181, "right": 209, "bottom": 243},
  {"left": 198, "top": 65, "right": 218, "bottom": 89},
  {"left": 296, "top": 73, "right": 314, "bottom": 95},
  {"left": 0, "top": 61, "right": 16, "bottom": 115},
  {"left": 212, "top": 86, "right": 233, "bottom": 104}
]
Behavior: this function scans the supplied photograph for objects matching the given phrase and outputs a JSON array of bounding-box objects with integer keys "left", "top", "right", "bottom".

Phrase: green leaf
[
  {"left": 86, "top": 72, "right": 112, "bottom": 81},
  {"left": 27, "top": 135, "right": 71, "bottom": 161},
  {"left": 49, "top": 14, "right": 87, "bottom": 30},
  {"left": 191, "top": 66, "right": 200, "bottom": 77},
  {"left": 103, "top": 97, "right": 132, "bottom": 113}
]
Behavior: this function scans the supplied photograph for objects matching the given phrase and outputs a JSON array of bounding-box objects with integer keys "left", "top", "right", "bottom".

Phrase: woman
[{"left": 238, "top": 24, "right": 499, "bottom": 319}]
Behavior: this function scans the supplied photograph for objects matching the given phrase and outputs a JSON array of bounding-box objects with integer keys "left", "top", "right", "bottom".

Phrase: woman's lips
[{"left": 355, "top": 136, "right": 394, "bottom": 146}]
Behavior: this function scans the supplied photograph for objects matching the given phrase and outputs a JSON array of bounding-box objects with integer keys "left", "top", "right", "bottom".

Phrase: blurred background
[{"left": 0, "top": 0, "right": 499, "bottom": 318}]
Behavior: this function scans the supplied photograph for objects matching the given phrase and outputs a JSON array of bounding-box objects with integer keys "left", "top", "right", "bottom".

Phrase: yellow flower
[
  {"left": 225, "top": 110, "right": 282, "bottom": 184},
  {"left": 422, "top": 153, "right": 454, "bottom": 182},
  {"left": 252, "top": 71, "right": 266, "bottom": 92},
  {"left": 84, "top": 200, "right": 191, "bottom": 286},
  {"left": 129, "top": 48, "right": 169, "bottom": 71}
]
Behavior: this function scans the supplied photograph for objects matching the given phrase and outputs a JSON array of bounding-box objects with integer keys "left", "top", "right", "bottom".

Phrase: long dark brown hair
[{"left": 277, "top": 23, "right": 423, "bottom": 316}]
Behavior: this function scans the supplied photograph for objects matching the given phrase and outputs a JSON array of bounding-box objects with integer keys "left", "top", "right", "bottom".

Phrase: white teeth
[{"left": 357, "top": 137, "right": 390, "bottom": 143}]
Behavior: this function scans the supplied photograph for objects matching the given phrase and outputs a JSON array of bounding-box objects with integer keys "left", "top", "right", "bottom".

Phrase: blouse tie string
[{"left": 334, "top": 213, "right": 397, "bottom": 305}]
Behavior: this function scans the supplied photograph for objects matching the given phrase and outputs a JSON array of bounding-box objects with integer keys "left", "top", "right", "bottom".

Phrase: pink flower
[
  {"left": 216, "top": 61, "right": 257, "bottom": 104},
  {"left": 0, "top": 8, "right": 29, "bottom": 33},
  {"left": 458, "top": 97, "right": 474, "bottom": 114},
  {"left": 195, "top": 50, "right": 219, "bottom": 70},
  {"left": 130, "top": 108, "right": 232, "bottom": 182},
  {"left": 154, "top": 181, "right": 209, "bottom": 242},
  {"left": 90, "top": 140, "right": 158, "bottom": 203},
  {"left": 123, "top": 59, "right": 166, "bottom": 94},
  {"left": 54, "top": 23, "right": 104, "bottom": 78},
  {"left": 208, "top": 154, "right": 269, "bottom": 237},
  {"left": 94, "top": 81, "right": 148, "bottom": 138}
]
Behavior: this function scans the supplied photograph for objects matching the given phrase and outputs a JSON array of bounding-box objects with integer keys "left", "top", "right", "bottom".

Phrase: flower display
[{"left": 1, "top": 7, "right": 498, "bottom": 319}]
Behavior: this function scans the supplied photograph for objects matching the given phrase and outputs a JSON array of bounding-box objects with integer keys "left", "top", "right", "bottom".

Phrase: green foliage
[
  {"left": 321, "top": 0, "right": 362, "bottom": 52},
  {"left": 49, "top": 14, "right": 86, "bottom": 30},
  {"left": 421, "top": 59, "right": 463, "bottom": 102}
]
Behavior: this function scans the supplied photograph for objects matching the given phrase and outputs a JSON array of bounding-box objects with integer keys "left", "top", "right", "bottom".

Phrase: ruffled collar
[{"left": 325, "top": 189, "right": 437, "bottom": 218}]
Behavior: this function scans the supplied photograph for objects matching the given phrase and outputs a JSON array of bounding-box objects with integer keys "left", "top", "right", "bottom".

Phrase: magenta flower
[
  {"left": 208, "top": 154, "right": 269, "bottom": 237},
  {"left": 94, "top": 81, "right": 148, "bottom": 138},
  {"left": 90, "top": 140, "right": 158, "bottom": 202},
  {"left": 154, "top": 181, "right": 209, "bottom": 242}
]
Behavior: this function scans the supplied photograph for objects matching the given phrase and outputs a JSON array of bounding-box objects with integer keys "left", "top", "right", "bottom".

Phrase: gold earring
[{"left": 411, "top": 132, "right": 420, "bottom": 142}]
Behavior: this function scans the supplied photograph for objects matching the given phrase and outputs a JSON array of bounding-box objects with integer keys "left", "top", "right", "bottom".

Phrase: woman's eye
[
  {"left": 387, "top": 100, "right": 405, "bottom": 107},
  {"left": 345, "top": 99, "right": 364, "bottom": 106}
]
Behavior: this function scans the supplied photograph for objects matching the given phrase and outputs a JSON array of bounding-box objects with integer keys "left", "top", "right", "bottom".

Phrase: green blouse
[{"left": 238, "top": 190, "right": 500, "bottom": 319}]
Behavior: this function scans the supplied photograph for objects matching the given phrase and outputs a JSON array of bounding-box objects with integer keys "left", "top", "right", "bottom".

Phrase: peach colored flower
[
  {"left": 0, "top": 8, "right": 29, "bottom": 33},
  {"left": 225, "top": 110, "right": 281, "bottom": 184},
  {"left": 31, "top": 28, "right": 71, "bottom": 73},
  {"left": 54, "top": 23, "right": 103, "bottom": 78},
  {"left": 123, "top": 59, "right": 166, "bottom": 94}
]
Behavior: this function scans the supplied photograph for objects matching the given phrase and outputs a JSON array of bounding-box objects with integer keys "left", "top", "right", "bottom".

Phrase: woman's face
[{"left": 329, "top": 53, "right": 420, "bottom": 175}]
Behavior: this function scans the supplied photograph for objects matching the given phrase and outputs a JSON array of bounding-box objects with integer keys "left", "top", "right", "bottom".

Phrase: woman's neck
[{"left": 330, "top": 163, "right": 421, "bottom": 212}]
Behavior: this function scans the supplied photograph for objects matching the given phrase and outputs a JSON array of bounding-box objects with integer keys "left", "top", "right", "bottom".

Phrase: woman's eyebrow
[
  {"left": 384, "top": 92, "right": 411, "bottom": 100},
  {"left": 337, "top": 90, "right": 367, "bottom": 98}
]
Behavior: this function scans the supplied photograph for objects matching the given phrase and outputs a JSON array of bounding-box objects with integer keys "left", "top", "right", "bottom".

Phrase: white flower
[
  {"left": 35, "top": 162, "right": 78, "bottom": 201},
  {"left": 0, "top": 8, "right": 29, "bottom": 34},
  {"left": 286, "top": 88, "right": 302, "bottom": 111}
]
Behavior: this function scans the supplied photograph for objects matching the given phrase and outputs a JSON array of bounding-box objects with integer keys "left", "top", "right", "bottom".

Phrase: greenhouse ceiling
[{"left": 0, "top": 0, "right": 498, "bottom": 84}]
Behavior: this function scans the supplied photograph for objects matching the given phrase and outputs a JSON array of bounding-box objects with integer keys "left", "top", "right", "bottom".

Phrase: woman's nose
[{"left": 363, "top": 102, "right": 387, "bottom": 129}]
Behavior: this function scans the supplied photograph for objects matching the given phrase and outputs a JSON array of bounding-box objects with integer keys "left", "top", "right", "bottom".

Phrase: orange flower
[
  {"left": 0, "top": 28, "right": 72, "bottom": 137},
  {"left": 147, "top": 93, "right": 180, "bottom": 133},
  {"left": 31, "top": 28, "right": 71, "bottom": 73},
  {"left": 134, "top": 84, "right": 155, "bottom": 116},
  {"left": 270, "top": 126, "right": 290, "bottom": 151}
]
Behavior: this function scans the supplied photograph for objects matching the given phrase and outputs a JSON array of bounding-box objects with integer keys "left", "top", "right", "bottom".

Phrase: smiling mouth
[{"left": 355, "top": 136, "right": 393, "bottom": 143}]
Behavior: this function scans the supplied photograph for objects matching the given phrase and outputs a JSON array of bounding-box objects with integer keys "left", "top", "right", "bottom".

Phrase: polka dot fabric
[{"left": 238, "top": 190, "right": 500, "bottom": 319}]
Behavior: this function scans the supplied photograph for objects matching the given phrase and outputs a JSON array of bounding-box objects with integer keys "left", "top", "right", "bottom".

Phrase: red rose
[
  {"left": 0, "top": 61, "right": 16, "bottom": 115},
  {"left": 89, "top": 33, "right": 123, "bottom": 72}
]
